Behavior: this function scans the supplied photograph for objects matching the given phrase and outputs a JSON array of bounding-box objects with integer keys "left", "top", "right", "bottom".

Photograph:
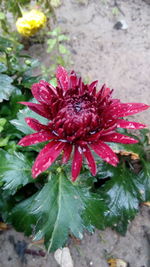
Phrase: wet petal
[
  {"left": 90, "top": 141, "right": 119, "bottom": 166},
  {"left": 117, "top": 119, "right": 146, "bottom": 129},
  {"left": 85, "top": 131, "right": 102, "bottom": 142},
  {"left": 31, "top": 81, "right": 57, "bottom": 104},
  {"left": 110, "top": 103, "right": 149, "bottom": 117},
  {"left": 69, "top": 71, "right": 78, "bottom": 89},
  {"left": 101, "top": 132, "right": 138, "bottom": 144},
  {"left": 25, "top": 117, "right": 49, "bottom": 131},
  {"left": 78, "top": 77, "right": 85, "bottom": 95},
  {"left": 72, "top": 146, "right": 83, "bottom": 181},
  {"left": 18, "top": 131, "right": 54, "bottom": 146},
  {"left": 97, "top": 84, "right": 113, "bottom": 101},
  {"left": 19, "top": 102, "right": 52, "bottom": 119},
  {"left": 56, "top": 65, "right": 69, "bottom": 91},
  {"left": 88, "top": 80, "right": 98, "bottom": 93},
  {"left": 101, "top": 86, "right": 111, "bottom": 99},
  {"left": 83, "top": 146, "right": 97, "bottom": 176},
  {"left": 62, "top": 143, "right": 73, "bottom": 163},
  {"left": 32, "top": 141, "right": 65, "bottom": 178}
]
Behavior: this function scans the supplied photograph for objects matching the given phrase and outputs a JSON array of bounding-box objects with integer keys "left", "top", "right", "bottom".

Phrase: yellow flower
[{"left": 16, "top": 10, "right": 47, "bottom": 37}]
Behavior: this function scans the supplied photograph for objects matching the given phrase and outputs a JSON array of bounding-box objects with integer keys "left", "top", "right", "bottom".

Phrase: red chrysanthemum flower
[{"left": 18, "top": 66, "right": 149, "bottom": 181}]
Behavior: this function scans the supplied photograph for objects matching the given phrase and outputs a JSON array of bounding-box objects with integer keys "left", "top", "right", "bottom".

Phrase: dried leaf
[
  {"left": 114, "top": 149, "right": 140, "bottom": 160},
  {"left": 107, "top": 258, "right": 128, "bottom": 267},
  {"left": 108, "top": 141, "right": 143, "bottom": 161},
  {"left": 0, "top": 222, "right": 9, "bottom": 230},
  {"left": 31, "top": 239, "right": 44, "bottom": 245},
  {"left": 70, "top": 235, "right": 81, "bottom": 245},
  {"left": 142, "top": 202, "right": 150, "bottom": 207}
]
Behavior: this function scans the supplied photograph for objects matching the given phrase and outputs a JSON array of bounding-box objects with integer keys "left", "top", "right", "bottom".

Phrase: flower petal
[
  {"left": 69, "top": 71, "right": 78, "bottom": 89},
  {"left": 83, "top": 145, "right": 97, "bottom": 176},
  {"left": 110, "top": 103, "right": 149, "bottom": 117},
  {"left": 88, "top": 80, "right": 98, "bottom": 93},
  {"left": 72, "top": 146, "right": 83, "bottom": 181},
  {"left": 19, "top": 102, "right": 52, "bottom": 119},
  {"left": 117, "top": 119, "right": 146, "bottom": 129},
  {"left": 25, "top": 117, "right": 49, "bottom": 131},
  {"left": 100, "top": 132, "right": 138, "bottom": 144},
  {"left": 97, "top": 84, "right": 113, "bottom": 101},
  {"left": 31, "top": 80, "right": 57, "bottom": 104},
  {"left": 32, "top": 141, "right": 65, "bottom": 178},
  {"left": 56, "top": 65, "right": 69, "bottom": 91},
  {"left": 62, "top": 143, "right": 73, "bottom": 163},
  {"left": 18, "top": 131, "right": 54, "bottom": 146},
  {"left": 90, "top": 141, "right": 119, "bottom": 166}
]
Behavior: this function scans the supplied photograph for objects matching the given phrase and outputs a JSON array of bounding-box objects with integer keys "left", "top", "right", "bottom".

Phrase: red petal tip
[
  {"left": 71, "top": 176, "right": 78, "bottom": 182},
  {"left": 17, "top": 140, "right": 23, "bottom": 146}
]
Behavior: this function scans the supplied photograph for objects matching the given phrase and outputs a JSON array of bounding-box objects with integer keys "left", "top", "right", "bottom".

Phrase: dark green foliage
[
  {"left": 99, "top": 165, "right": 142, "bottom": 234},
  {"left": 9, "top": 171, "right": 107, "bottom": 251},
  {"left": 0, "top": 149, "right": 33, "bottom": 194}
]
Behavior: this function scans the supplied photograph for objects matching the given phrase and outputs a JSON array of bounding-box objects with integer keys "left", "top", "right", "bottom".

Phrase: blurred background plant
[
  {"left": 16, "top": 9, "right": 47, "bottom": 38},
  {"left": 41, "top": 26, "right": 71, "bottom": 84},
  {"left": 0, "top": 34, "right": 40, "bottom": 150},
  {"left": 0, "top": 0, "right": 71, "bottom": 151},
  {"left": 0, "top": 0, "right": 58, "bottom": 38}
]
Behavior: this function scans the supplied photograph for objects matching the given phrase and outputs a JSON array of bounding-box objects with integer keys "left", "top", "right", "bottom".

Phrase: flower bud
[
  {"left": 25, "top": 59, "right": 31, "bottom": 66},
  {"left": 6, "top": 47, "right": 12, "bottom": 52}
]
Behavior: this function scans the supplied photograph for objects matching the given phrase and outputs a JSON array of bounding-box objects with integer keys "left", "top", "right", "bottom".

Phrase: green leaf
[
  {"left": 0, "top": 126, "right": 3, "bottom": 132},
  {"left": 0, "top": 12, "right": 5, "bottom": 20},
  {"left": 49, "top": 77, "right": 57, "bottom": 87},
  {"left": 58, "top": 35, "right": 70, "bottom": 42},
  {"left": 9, "top": 170, "right": 107, "bottom": 251},
  {"left": 100, "top": 165, "right": 142, "bottom": 235},
  {"left": 96, "top": 161, "right": 116, "bottom": 179},
  {"left": 82, "top": 192, "right": 107, "bottom": 231},
  {"left": 0, "top": 118, "right": 7, "bottom": 127},
  {"left": 139, "top": 128, "right": 150, "bottom": 145},
  {"left": 0, "top": 189, "right": 15, "bottom": 220},
  {"left": 29, "top": 59, "right": 39, "bottom": 69},
  {"left": 0, "top": 149, "right": 32, "bottom": 195},
  {"left": 0, "top": 36, "right": 12, "bottom": 52},
  {"left": 0, "top": 63, "right": 7, "bottom": 73},
  {"left": 112, "top": 7, "right": 119, "bottom": 16},
  {"left": 47, "top": 27, "right": 61, "bottom": 36},
  {"left": 0, "top": 74, "right": 16, "bottom": 102},
  {"left": 59, "top": 44, "right": 69, "bottom": 54},
  {"left": 0, "top": 118, "right": 7, "bottom": 133},
  {"left": 47, "top": 39, "right": 57, "bottom": 53},
  {"left": 136, "top": 160, "right": 150, "bottom": 202},
  {"left": 10, "top": 172, "right": 84, "bottom": 251},
  {"left": 21, "top": 76, "right": 40, "bottom": 89},
  {"left": 0, "top": 136, "right": 9, "bottom": 147},
  {"left": 10, "top": 105, "right": 48, "bottom": 135},
  {"left": 56, "top": 55, "right": 65, "bottom": 66},
  {"left": 8, "top": 193, "right": 36, "bottom": 235},
  {"left": 5, "top": 90, "right": 29, "bottom": 120}
]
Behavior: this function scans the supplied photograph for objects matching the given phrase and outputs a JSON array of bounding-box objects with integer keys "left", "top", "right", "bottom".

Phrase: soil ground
[{"left": 1, "top": 0, "right": 150, "bottom": 266}]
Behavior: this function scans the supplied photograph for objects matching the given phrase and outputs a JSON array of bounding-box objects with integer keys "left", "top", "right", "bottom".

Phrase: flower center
[
  {"left": 74, "top": 102, "right": 82, "bottom": 112},
  {"left": 52, "top": 93, "right": 100, "bottom": 141}
]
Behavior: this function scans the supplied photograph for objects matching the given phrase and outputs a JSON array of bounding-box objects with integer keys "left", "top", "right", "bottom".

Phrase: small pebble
[
  {"left": 54, "top": 247, "right": 74, "bottom": 267},
  {"left": 114, "top": 20, "right": 128, "bottom": 30}
]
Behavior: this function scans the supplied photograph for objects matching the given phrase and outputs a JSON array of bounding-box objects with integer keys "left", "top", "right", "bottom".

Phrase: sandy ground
[{"left": 1, "top": 0, "right": 150, "bottom": 266}]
